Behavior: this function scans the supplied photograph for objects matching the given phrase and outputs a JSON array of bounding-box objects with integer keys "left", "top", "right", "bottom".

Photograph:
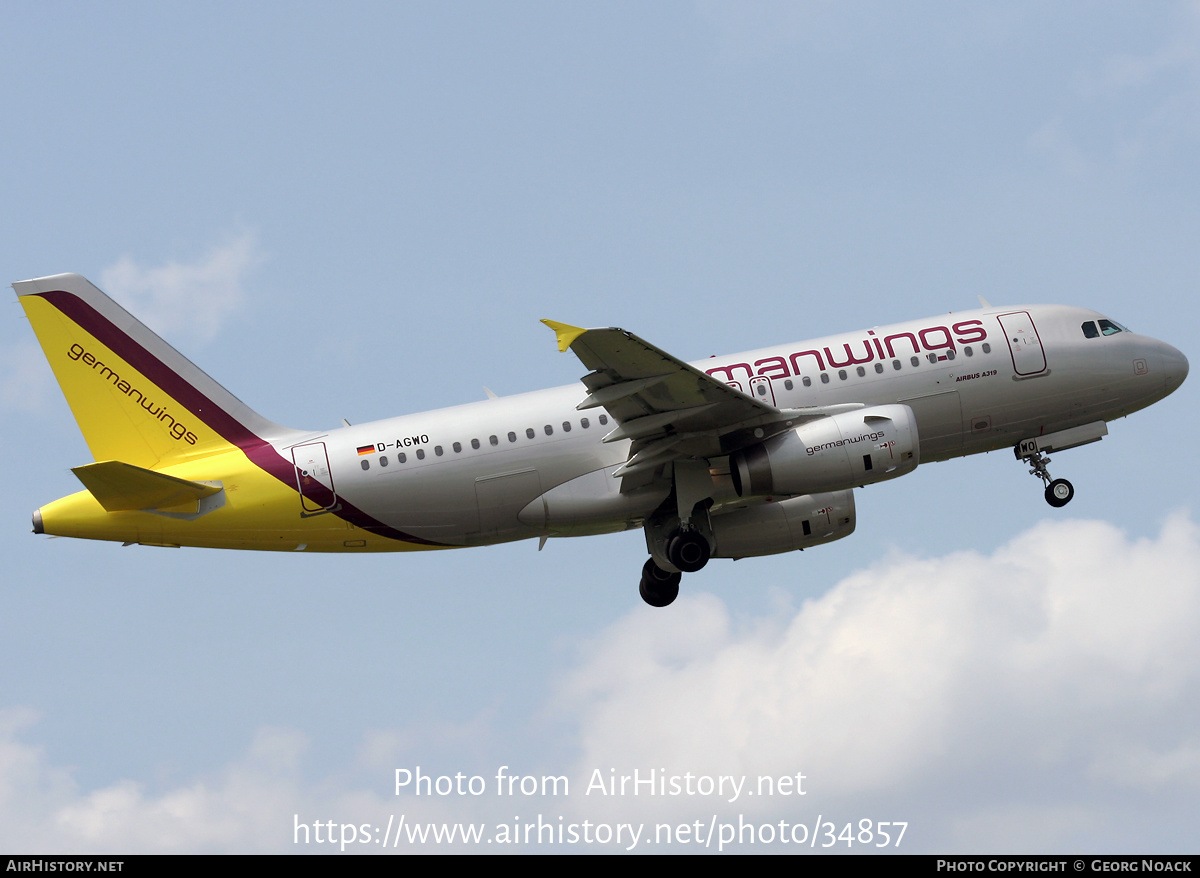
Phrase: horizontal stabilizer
[{"left": 71, "top": 460, "right": 222, "bottom": 512}]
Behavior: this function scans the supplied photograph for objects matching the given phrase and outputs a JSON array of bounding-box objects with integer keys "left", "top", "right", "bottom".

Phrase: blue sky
[{"left": 2, "top": 1, "right": 1198, "bottom": 852}]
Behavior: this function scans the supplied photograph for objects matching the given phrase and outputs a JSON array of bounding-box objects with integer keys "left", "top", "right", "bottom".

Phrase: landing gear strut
[
  {"left": 639, "top": 558, "right": 681, "bottom": 607},
  {"left": 640, "top": 498, "right": 715, "bottom": 605},
  {"left": 1018, "top": 446, "right": 1074, "bottom": 508}
]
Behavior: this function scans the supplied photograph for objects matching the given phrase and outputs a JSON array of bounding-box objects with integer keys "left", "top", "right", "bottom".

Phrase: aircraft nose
[{"left": 1161, "top": 342, "right": 1189, "bottom": 391}]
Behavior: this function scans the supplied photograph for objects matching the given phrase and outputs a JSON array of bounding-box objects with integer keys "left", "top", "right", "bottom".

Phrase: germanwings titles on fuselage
[{"left": 17, "top": 274, "right": 1187, "bottom": 606}]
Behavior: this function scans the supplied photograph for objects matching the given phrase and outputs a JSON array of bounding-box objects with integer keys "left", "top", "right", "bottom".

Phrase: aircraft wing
[{"left": 543, "top": 321, "right": 861, "bottom": 484}]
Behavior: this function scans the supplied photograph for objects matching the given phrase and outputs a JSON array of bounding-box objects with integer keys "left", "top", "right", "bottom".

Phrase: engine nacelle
[
  {"left": 710, "top": 490, "right": 855, "bottom": 559},
  {"left": 731, "top": 404, "right": 919, "bottom": 497}
]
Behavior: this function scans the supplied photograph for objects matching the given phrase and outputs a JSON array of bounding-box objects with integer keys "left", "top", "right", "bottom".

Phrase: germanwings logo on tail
[{"left": 67, "top": 341, "right": 199, "bottom": 444}]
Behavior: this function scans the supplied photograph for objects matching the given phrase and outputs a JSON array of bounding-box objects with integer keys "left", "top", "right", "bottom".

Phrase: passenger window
[
  {"left": 489, "top": 435, "right": 498, "bottom": 446},
  {"left": 380, "top": 456, "right": 388, "bottom": 466},
  {"left": 580, "top": 418, "right": 590, "bottom": 429},
  {"left": 399, "top": 453, "right": 407, "bottom": 463},
  {"left": 820, "top": 373, "right": 830, "bottom": 384},
  {"left": 982, "top": 343, "right": 991, "bottom": 354},
  {"left": 416, "top": 449, "right": 425, "bottom": 460},
  {"left": 453, "top": 442, "right": 462, "bottom": 453},
  {"left": 544, "top": 425, "right": 553, "bottom": 435},
  {"left": 856, "top": 366, "right": 866, "bottom": 377},
  {"left": 434, "top": 446, "right": 443, "bottom": 456},
  {"left": 471, "top": 439, "right": 480, "bottom": 450},
  {"left": 964, "top": 347, "right": 973, "bottom": 357},
  {"left": 927, "top": 353, "right": 937, "bottom": 363},
  {"left": 945, "top": 350, "right": 955, "bottom": 360},
  {"left": 508, "top": 431, "right": 517, "bottom": 443},
  {"left": 784, "top": 379, "right": 794, "bottom": 390},
  {"left": 526, "top": 427, "right": 535, "bottom": 439},
  {"left": 892, "top": 360, "right": 901, "bottom": 370},
  {"left": 562, "top": 421, "right": 571, "bottom": 432},
  {"left": 599, "top": 414, "right": 608, "bottom": 425},
  {"left": 911, "top": 356, "right": 920, "bottom": 367},
  {"left": 756, "top": 384, "right": 767, "bottom": 396},
  {"left": 360, "top": 460, "right": 369, "bottom": 471},
  {"left": 802, "top": 376, "right": 812, "bottom": 386},
  {"left": 874, "top": 363, "right": 883, "bottom": 373}
]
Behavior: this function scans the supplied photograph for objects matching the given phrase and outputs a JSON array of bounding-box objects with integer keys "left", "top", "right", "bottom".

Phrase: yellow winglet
[{"left": 541, "top": 319, "right": 588, "bottom": 353}]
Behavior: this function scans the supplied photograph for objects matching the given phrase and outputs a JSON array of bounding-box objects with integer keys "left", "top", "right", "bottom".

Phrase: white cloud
[
  {"left": 100, "top": 230, "right": 263, "bottom": 344},
  {"left": 3, "top": 515, "right": 1198, "bottom": 852},
  {"left": 0, "top": 708, "right": 77, "bottom": 836},
  {"left": 554, "top": 513, "right": 1200, "bottom": 850},
  {"left": 2, "top": 231, "right": 262, "bottom": 414},
  {"left": 0, "top": 713, "right": 506, "bottom": 854},
  {"left": 0, "top": 718, "right": 312, "bottom": 853},
  {"left": 52, "top": 727, "right": 311, "bottom": 852}
]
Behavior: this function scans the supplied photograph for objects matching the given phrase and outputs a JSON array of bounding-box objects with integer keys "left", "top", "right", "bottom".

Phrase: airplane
[{"left": 16, "top": 273, "right": 1188, "bottom": 607}]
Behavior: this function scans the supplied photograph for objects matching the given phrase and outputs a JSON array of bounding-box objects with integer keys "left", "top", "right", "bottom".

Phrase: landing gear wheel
[
  {"left": 639, "top": 558, "right": 681, "bottom": 607},
  {"left": 667, "top": 531, "right": 710, "bottom": 573},
  {"left": 1045, "top": 478, "right": 1074, "bottom": 508}
]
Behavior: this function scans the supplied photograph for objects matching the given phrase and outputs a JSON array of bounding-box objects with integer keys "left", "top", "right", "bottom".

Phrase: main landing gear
[
  {"left": 1018, "top": 445, "right": 1074, "bottom": 508},
  {"left": 639, "top": 527, "right": 712, "bottom": 608},
  {"left": 639, "top": 460, "right": 715, "bottom": 607}
]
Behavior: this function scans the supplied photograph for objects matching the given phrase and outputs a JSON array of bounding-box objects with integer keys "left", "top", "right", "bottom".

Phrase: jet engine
[
  {"left": 709, "top": 490, "right": 855, "bottom": 559},
  {"left": 730, "top": 404, "right": 919, "bottom": 497}
]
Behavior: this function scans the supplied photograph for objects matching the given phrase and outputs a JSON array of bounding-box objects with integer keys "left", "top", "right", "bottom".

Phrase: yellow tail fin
[{"left": 15, "top": 273, "right": 289, "bottom": 469}]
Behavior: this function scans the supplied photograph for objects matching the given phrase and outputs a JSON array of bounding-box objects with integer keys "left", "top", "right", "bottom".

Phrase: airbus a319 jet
[{"left": 17, "top": 274, "right": 1187, "bottom": 606}]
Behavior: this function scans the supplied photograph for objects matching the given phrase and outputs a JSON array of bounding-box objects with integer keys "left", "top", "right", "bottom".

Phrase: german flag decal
[{"left": 356, "top": 444, "right": 375, "bottom": 456}]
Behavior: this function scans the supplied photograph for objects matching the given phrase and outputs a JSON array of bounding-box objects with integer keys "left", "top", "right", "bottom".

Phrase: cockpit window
[
  {"left": 1098, "top": 319, "right": 1128, "bottom": 336},
  {"left": 1082, "top": 321, "right": 1099, "bottom": 339}
]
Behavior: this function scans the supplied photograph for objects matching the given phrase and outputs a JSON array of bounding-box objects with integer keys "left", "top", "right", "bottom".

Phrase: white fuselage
[{"left": 276, "top": 304, "right": 1187, "bottom": 548}]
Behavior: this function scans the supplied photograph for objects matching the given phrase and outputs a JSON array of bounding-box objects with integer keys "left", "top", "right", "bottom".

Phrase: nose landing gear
[
  {"left": 1014, "top": 423, "right": 1109, "bottom": 509},
  {"left": 1018, "top": 445, "right": 1074, "bottom": 508}
]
